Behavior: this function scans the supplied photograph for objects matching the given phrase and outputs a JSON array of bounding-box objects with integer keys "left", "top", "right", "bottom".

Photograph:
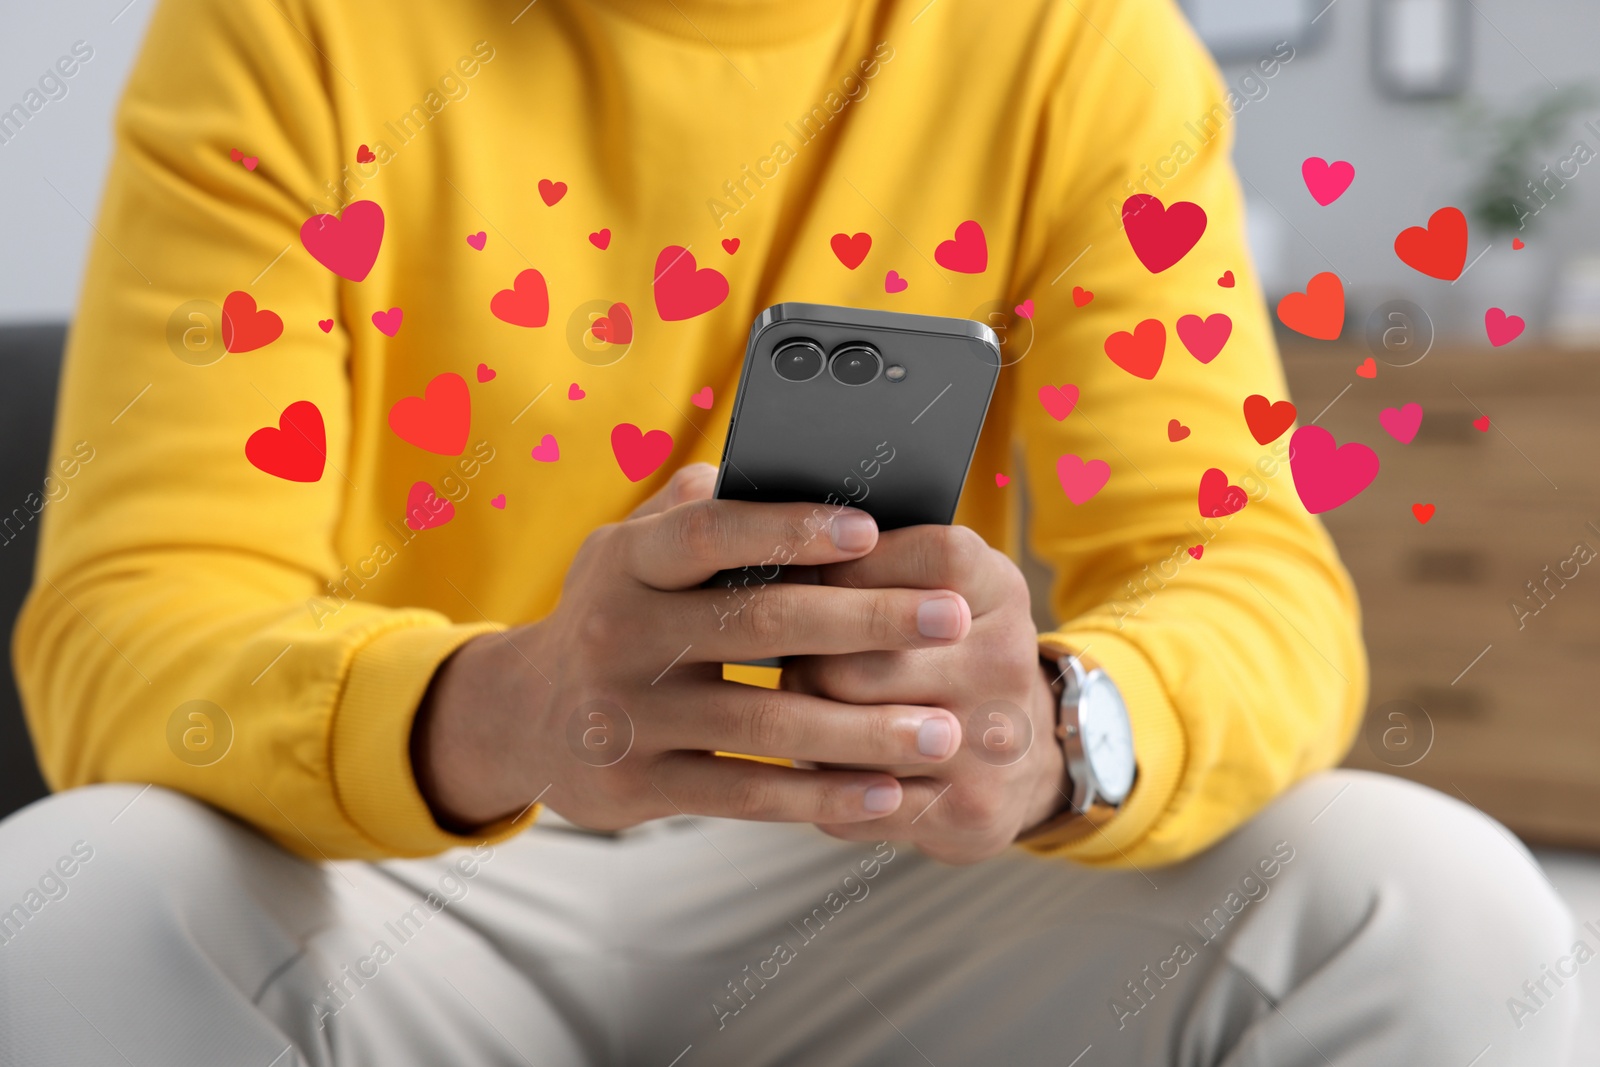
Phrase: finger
[
  {"left": 647, "top": 681, "right": 961, "bottom": 765},
  {"left": 623, "top": 498, "right": 880, "bottom": 589},
  {"left": 677, "top": 582, "right": 971, "bottom": 660},
  {"left": 818, "top": 525, "right": 1023, "bottom": 616},
  {"left": 627, "top": 463, "right": 718, "bottom": 520},
  {"left": 648, "top": 752, "right": 903, "bottom": 823},
  {"left": 813, "top": 775, "right": 956, "bottom": 839},
  {"left": 781, "top": 649, "right": 952, "bottom": 707}
]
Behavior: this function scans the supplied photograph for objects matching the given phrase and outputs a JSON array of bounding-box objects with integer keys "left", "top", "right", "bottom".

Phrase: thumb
[{"left": 627, "top": 462, "right": 718, "bottom": 519}]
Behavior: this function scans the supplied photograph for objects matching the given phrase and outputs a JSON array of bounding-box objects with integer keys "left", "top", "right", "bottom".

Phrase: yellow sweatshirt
[{"left": 15, "top": 0, "right": 1365, "bottom": 867}]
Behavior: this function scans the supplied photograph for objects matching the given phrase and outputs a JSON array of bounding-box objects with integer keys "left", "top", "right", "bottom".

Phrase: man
[{"left": 0, "top": 0, "right": 1579, "bottom": 1062}]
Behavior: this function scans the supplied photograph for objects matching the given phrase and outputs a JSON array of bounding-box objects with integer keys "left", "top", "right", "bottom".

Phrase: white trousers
[{"left": 0, "top": 771, "right": 1585, "bottom": 1066}]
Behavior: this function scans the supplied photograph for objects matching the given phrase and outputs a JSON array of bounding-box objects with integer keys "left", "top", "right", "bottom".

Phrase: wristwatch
[{"left": 1019, "top": 639, "right": 1137, "bottom": 843}]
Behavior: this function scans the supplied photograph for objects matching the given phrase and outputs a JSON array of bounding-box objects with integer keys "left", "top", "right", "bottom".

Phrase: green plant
[{"left": 1457, "top": 86, "right": 1598, "bottom": 234}]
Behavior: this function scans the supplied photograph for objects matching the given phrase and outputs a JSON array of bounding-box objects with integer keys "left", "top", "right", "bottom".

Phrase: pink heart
[
  {"left": 652, "top": 246, "right": 728, "bottom": 321},
  {"left": 1014, "top": 298, "right": 1034, "bottom": 319},
  {"left": 691, "top": 386, "right": 713, "bottom": 410},
  {"left": 611, "top": 423, "right": 673, "bottom": 482},
  {"left": 1056, "top": 454, "right": 1110, "bottom": 505},
  {"left": 1038, "top": 384, "right": 1079, "bottom": 422},
  {"left": 530, "top": 433, "right": 560, "bottom": 462},
  {"left": 242, "top": 156, "right": 259, "bottom": 171},
  {"left": 1301, "top": 157, "right": 1356, "bottom": 206},
  {"left": 1485, "top": 307, "right": 1525, "bottom": 347},
  {"left": 994, "top": 473, "right": 1010, "bottom": 487},
  {"left": 1187, "top": 545, "right": 1204, "bottom": 560},
  {"left": 589, "top": 229, "right": 611, "bottom": 250},
  {"left": 568, "top": 383, "right": 585, "bottom": 400},
  {"left": 490, "top": 493, "right": 506, "bottom": 509},
  {"left": 1379, "top": 402, "right": 1423, "bottom": 444},
  {"left": 476, "top": 363, "right": 496, "bottom": 383},
  {"left": 884, "top": 270, "right": 908, "bottom": 294},
  {"left": 1176, "top": 313, "right": 1232, "bottom": 364},
  {"left": 317, "top": 319, "right": 333, "bottom": 333},
  {"left": 300, "top": 200, "right": 384, "bottom": 282},
  {"left": 934, "top": 220, "right": 987, "bottom": 274},
  {"left": 1288, "top": 425, "right": 1380, "bottom": 515},
  {"left": 405, "top": 481, "right": 455, "bottom": 531},
  {"left": 466, "top": 231, "right": 487, "bottom": 251},
  {"left": 371, "top": 307, "right": 403, "bottom": 336}
]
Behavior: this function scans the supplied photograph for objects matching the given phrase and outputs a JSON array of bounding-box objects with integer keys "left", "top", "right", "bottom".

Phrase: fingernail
[
  {"left": 916, "top": 717, "right": 955, "bottom": 758},
  {"left": 916, "top": 597, "right": 963, "bottom": 640},
  {"left": 863, "top": 783, "right": 901, "bottom": 813},
  {"left": 830, "top": 511, "right": 877, "bottom": 552}
]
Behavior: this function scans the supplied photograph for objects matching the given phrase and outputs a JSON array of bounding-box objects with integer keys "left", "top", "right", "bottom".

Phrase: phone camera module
[
  {"left": 772, "top": 339, "right": 825, "bottom": 382},
  {"left": 830, "top": 343, "right": 882, "bottom": 386}
]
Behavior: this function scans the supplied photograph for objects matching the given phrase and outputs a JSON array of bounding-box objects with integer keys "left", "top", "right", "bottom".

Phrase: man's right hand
[{"left": 411, "top": 463, "right": 969, "bottom": 833}]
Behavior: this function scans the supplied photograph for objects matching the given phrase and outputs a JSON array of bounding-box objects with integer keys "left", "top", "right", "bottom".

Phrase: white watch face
[{"left": 1079, "top": 669, "right": 1136, "bottom": 804}]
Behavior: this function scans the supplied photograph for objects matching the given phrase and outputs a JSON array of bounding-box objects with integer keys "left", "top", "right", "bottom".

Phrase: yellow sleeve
[
  {"left": 10, "top": 0, "right": 534, "bottom": 860},
  {"left": 1009, "top": 0, "right": 1367, "bottom": 867}
]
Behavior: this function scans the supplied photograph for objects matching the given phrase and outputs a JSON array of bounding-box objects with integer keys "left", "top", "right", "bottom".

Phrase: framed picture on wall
[
  {"left": 1372, "top": 0, "right": 1471, "bottom": 99},
  {"left": 1179, "top": 0, "right": 1327, "bottom": 62}
]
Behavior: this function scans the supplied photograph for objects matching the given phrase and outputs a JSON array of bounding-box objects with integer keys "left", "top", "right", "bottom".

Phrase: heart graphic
[
  {"left": 221, "top": 291, "right": 283, "bottom": 353},
  {"left": 1485, "top": 307, "right": 1525, "bottom": 347},
  {"left": 568, "top": 383, "right": 586, "bottom": 400},
  {"left": 356, "top": 145, "right": 376, "bottom": 164},
  {"left": 300, "top": 200, "right": 384, "bottom": 282},
  {"left": 371, "top": 307, "right": 403, "bottom": 337},
  {"left": 405, "top": 481, "right": 455, "bottom": 531},
  {"left": 1167, "top": 418, "right": 1190, "bottom": 442},
  {"left": 476, "top": 363, "right": 496, "bottom": 383},
  {"left": 388, "top": 372, "right": 470, "bottom": 456},
  {"left": 242, "top": 157, "right": 258, "bottom": 171},
  {"left": 490, "top": 494, "right": 506, "bottom": 509},
  {"left": 1242, "top": 394, "right": 1296, "bottom": 445},
  {"left": 831, "top": 232, "right": 872, "bottom": 270},
  {"left": 1301, "top": 157, "right": 1355, "bottom": 206},
  {"left": 995, "top": 473, "right": 1010, "bottom": 487},
  {"left": 611, "top": 423, "right": 674, "bottom": 482},
  {"left": 1473, "top": 415, "right": 1490, "bottom": 432},
  {"left": 653, "top": 246, "right": 728, "bottom": 321},
  {"left": 1038, "top": 383, "right": 1080, "bottom": 421},
  {"left": 1198, "top": 468, "right": 1247, "bottom": 517},
  {"left": 1176, "top": 313, "right": 1232, "bottom": 364},
  {"left": 466, "top": 231, "right": 487, "bottom": 251},
  {"left": 229, "top": 149, "right": 242, "bottom": 161},
  {"left": 1395, "top": 206, "right": 1468, "bottom": 281},
  {"left": 1014, "top": 299, "right": 1034, "bottom": 320},
  {"left": 1187, "top": 545, "right": 1204, "bottom": 560},
  {"left": 490, "top": 268, "right": 550, "bottom": 328},
  {"left": 1218, "top": 270, "right": 1235, "bottom": 288},
  {"left": 1276, "top": 271, "right": 1345, "bottom": 340},
  {"left": 1356, "top": 357, "right": 1377, "bottom": 378},
  {"left": 722, "top": 238, "right": 740, "bottom": 255},
  {"left": 1513, "top": 238, "right": 1526, "bottom": 250},
  {"left": 1072, "top": 286, "right": 1094, "bottom": 307},
  {"left": 1122, "top": 195, "right": 1207, "bottom": 273},
  {"left": 317, "top": 318, "right": 334, "bottom": 333},
  {"left": 1412, "top": 503, "right": 1435, "bottom": 524},
  {"left": 691, "top": 386, "right": 714, "bottom": 410},
  {"left": 591, "top": 302, "right": 633, "bottom": 345},
  {"left": 1056, "top": 454, "right": 1110, "bottom": 506},
  {"left": 530, "top": 434, "right": 560, "bottom": 462},
  {"left": 589, "top": 229, "right": 611, "bottom": 250},
  {"left": 885, "top": 270, "right": 908, "bottom": 294},
  {"left": 1379, "top": 402, "right": 1423, "bottom": 444},
  {"left": 245, "top": 401, "right": 326, "bottom": 482},
  {"left": 1104, "top": 319, "right": 1166, "bottom": 380},
  {"left": 934, "top": 220, "right": 987, "bottom": 273},
  {"left": 1288, "top": 425, "right": 1380, "bottom": 515},
  {"left": 538, "top": 178, "right": 567, "bottom": 206}
]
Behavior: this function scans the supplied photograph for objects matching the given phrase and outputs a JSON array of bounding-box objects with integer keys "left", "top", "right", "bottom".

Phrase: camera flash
[{"left": 885, "top": 364, "right": 907, "bottom": 382}]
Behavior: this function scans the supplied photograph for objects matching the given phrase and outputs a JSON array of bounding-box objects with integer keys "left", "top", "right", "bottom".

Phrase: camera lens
[
  {"left": 772, "top": 339, "right": 825, "bottom": 382},
  {"left": 830, "top": 344, "right": 881, "bottom": 386}
]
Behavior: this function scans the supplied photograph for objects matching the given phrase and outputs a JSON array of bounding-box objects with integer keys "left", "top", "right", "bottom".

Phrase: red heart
[
  {"left": 884, "top": 270, "right": 908, "bottom": 294},
  {"left": 591, "top": 302, "right": 634, "bottom": 344},
  {"left": 1242, "top": 394, "right": 1296, "bottom": 445},
  {"left": 388, "top": 372, "right": 470, "bottom": 456},
  {"left": 568, "top": 383, "right": 586, "bottom": 400},
  {"left": 995, "top": 473, "right": 1010, "bottom": 487},
  {"left": 1122, "top": 195, "right": 1207, "bottom": 273},
  {"left": 1355, "top": 357, "right": 1377, "bottom": 379},
  {"left": 490, "top": 268, "right": 550, "bottom": 328},
  {"left": 221, "top": 290, "right": 283, "bottom": 353},
  {"left": 1014, "top": 299, "right": 1034, "bottom": 320},
  {"left": 1412, "top": 503, "right": 1436, "bottom": 524},
  {"left": 1187, "top": 545, "right": 1204, "bottom": 560},
  {"left": 691, "top": 386, "right": 714, "bottom": 410},
  {"left": 317, "top": 318, "right": 334, "bottom": 333},
  {"left": 1167, "top": 418, "right": 1190, "bottom": 442},
  {"left": 1218, "top": 270, "right": 1235, "bottom": 288},
  {"left": 1038, "top": 384, "right": 1079, "bottom": 421},
  {"left": 653, "top": 246, "right": 728, "bottom": 321},
  {"left": 229, "top": 148, "right": 243, "bottom": 161},
  {"left": 1473, "top": 415, "right": 1490, "bottom": 432},
  {"left": 405, "top": 481, "right": 456, "bottom": 531},
  {"left": 476, "top": 363, "right": 496, "bottom": 383},
  {"left": 1071, "top": 286, "right": 1094, "bottom": 307},
  {"left": 611, "top": 423, "right": 673, "bottom": 482},
  {"left": 722, "top": 238, "right": 740, "bottom": 255},
  {"left": 1198, "top": 467, "right": 1247, "bottom": 517},
  {"left": 246, "top": 401, "right": 326, "bottom": 482},
  {"left": 1276, "top": 272, "right": 1345, "bottom": 340},
  {"left": 300, "top": 200, "right": 384, "bottom": 282},
  {"left": 538, "top": 178, "right": 567, "bottom": 206},
  {"left": 356, "top": 145, "right": 376, "bottom": 164},
  {"left": 830, "top": 232, "right": 872, "bottom": 270},
  {"left": 1512, "top": 238, "right": 1526, "bottom": 250},
  {"left": 934, "top": 220, "right": 987, "bottom": 273},
  {"left": 1104, "top": 319, "right": 1166, "bottom": 380},
  {"left": 466, "top": 231, "right": 487, "bottom": 251},
  {"left": 370, "top": 307, "right": 403, "bottom": 337},
  {"left": 1176, "top": 312, "right": 1232, "bottom": 363},
  {"left": 589, "top": 229, "right": 611, "bottom": 250},
  {"left": 1394, "top": 207, "right": 1468, "bottom": 281}
]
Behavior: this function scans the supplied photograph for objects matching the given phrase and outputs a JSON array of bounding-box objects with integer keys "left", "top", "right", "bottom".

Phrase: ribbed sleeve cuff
[
  {"left": 331, "top": 622, "right": 542, "bottom": 857},
  {"left": 1020, "top": 629, "right": 1187, "bottom": 866}
]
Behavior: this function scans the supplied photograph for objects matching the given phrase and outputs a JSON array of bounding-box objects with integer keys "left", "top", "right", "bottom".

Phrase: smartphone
[{"left": 713, "top": 302, "right": 1001, "bottom": 529}]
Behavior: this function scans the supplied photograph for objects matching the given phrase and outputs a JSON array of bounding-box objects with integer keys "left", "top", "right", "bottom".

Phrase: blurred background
[{"left": 1, "top": 1, "right": 1597, "bottom": 919}]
